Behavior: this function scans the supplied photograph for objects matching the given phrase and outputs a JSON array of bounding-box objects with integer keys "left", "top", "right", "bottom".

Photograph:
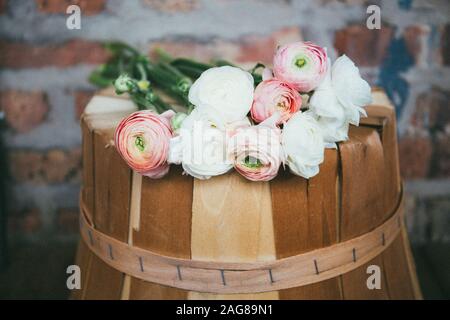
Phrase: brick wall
[{"left": 0, "top": 0, "right": 449, "bottom": 244}]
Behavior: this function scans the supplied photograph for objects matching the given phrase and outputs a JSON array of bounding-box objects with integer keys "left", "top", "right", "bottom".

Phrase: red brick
[
  {"left": 235, "top": 27, "right": 303, "bottom": 65},
  {"left": 35, "top": 0, "right": 105, "bottom": 15},
  {"left": 9, "top": 148, "right": 82, "bottom": 184},
  {"left": 8, "top": 151, "right": 44, "bottom": 184},
  {"left": 334, "top": 24, "right": 394, "bottom": 67},
  {"left": 43, "top": 148, "right": 82, "bottom": 183},
  {"left": 0, "top": 0, "right": 7, "bottom": 14},
  {"left": 74, "top": 90, "right": 94, "bottom": 119},
  {"left": 399, "top": 133, "right": 432, "bottom": 179},
  {"left": 442, "top": 24, "right": 450, "bottom": 66},
  {"left": 433, "top": 133, "right": 450, "bottom": 178},
  {"left": 0, "top": 39, "right": 110, "bottom": 69},
  {"left": 0, "top": 90, "right": 49, "bottom": 133},
  {"left": 56, "top": 207, "right": 79, "bottom": 234},
  {"left": 411, "top": 88, "right": 450, "bottom": 132},
  {"left": 143, "top": 0, "right": 198, "bottom": 13},
  {"left": 8, "top": 208, "right": 42, "bottom": 235},
  {"left": 150, "top": 26, "right": 302, "bottom": 67},
  {"left": 403, "top": 24, "right": 431, "bottom": 66}
]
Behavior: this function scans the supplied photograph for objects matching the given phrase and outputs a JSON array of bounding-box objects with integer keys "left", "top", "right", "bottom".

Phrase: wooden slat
[
  {"left": 338, "top": 126, "right": 389, "bottom": 299},
  {"left": 364, "top": 105, "right": 401, "bottom": 214},
  {"left": 69, "top": 240, "right": 92, "bottom": 300},
  {"left": 271, "top": 149, "right": 342, "bottom": 299},
  {"left": 189, "top": 172, "right": 278, "bottom": 300},
  {"left": 364, "top": 104, "right": 420, "bottom": 299},
  {"left": 401, "top": 228, "right": 423, "bottom": 299},
  {"left": 371, "top": 89, "right": 394, "bottom": 109},
  {"left": 128, "top": 166, "right": 193, "bottom": 300},
  {"left": 81, "top": 117, "right": 95, "bottom": 225},
  {"left": 382, "top": 232, "right": 416, "bottom": 299},
  {"left": 83, "top": 129, "right": 132, "bottom": 300},
  {"left": 71, "top": 118, "right": 95, "bottom": 299}
]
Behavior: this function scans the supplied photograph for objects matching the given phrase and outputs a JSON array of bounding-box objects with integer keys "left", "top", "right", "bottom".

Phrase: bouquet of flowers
[{"left": 90, "top": 41, "right": 372, "bottom": 181}]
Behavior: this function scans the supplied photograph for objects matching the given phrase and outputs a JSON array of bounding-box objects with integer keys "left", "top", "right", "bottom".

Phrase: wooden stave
[{"left": 72, "top": 91, "right": 421, "bottom": 300}]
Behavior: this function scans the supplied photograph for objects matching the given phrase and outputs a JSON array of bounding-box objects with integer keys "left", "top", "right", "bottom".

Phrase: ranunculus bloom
[
  {"left": 273, "top": 41, "right": 328, "bottom": 92},
  {"left": 282, "top": 111, "right": 324, "bottom": 179},
  {"left": 188, "top": 66, "right": 254, "bottom": 123},
  {"left": 251, "top": 79, "right": 302, "bottom": 124},
  {"left": 309, "top": 55, "right": 371, "bottom": 145},
  {"left": 227, "top": 114, "right": 282, "bottom": 181},
  {"left": 115, "top": 110, "right": 174, "bottom": 179},
  {"left": 168, "top": 108, "right": 235, "bottom": 180}
]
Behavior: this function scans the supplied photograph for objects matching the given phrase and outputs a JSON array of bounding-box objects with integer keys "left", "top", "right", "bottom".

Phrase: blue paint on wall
[
  {"left": 377, "top": 36, "right": 414, "bottom": 118},
  {"left": 398, "top": 0, "right": 413, "bottom": 10}
]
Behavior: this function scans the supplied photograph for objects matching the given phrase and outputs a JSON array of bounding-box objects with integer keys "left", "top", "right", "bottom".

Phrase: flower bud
[
  {"left": 114, "top": 74, "right": 133, "bottom": 94},
  {"left": 137, "top": 80, "right": 150, "bottom": 91}
]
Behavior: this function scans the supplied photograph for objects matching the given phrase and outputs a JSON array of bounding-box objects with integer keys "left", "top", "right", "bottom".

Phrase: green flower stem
[
  {"left": 149, "top": 93, "right": 172, "bottom": 113},
  {"left": 170, "top": 58, "right": 262, "bottom": 85},
  {"left": 172, "top": 58, "right": 213, "bottom": 71},
  {"left": 213, "top": 59, "right": 236, "bottom": 67},
  {"left": 136, "top": 63, "right": 148, "bottom": 81},
  {"left": 153, "top": 48, "right": 175, "bottom": 64},
  {"left": 145, "top": 62, "right": 192, "bottom": 107},
  {"left": 104, "top": 41, "right": 140, "bottom": 56},
  {"left": 89, "top": 41, "right": 268, "bottom": 114},
  {"left": 170, "top": 58, "right": 213, "bottom": 78}
]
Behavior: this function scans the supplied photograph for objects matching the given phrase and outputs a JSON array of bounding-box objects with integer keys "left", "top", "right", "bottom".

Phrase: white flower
[
  {"left": 188, "top": 66, "right": 254, "bottom": 123},
  {"left": 282, "top": 111, "right": 325, "bottom": 179},
  {"left": 309, "top": 55, "right": 372, "bottom": 144},
  {"left": 168, "top": 108, "right": 233, "bottom": 180}
]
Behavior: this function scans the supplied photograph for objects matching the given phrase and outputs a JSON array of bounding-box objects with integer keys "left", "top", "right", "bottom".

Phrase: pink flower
[
  {"left": 227, "top": 114, "right": 282, "bottom": 181},
  {"left": 251, "top": 79, "right": 302, "bottom": 124},
  {"left": 273, "top": 41, "right": 328, "bottom": 92},
  {"left": 114, "top": 110, "right": 175, "bottom": 179}
]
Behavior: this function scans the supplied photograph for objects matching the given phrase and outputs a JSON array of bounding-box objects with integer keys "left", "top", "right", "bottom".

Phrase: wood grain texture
[
  {"left": 78, "top": 191, "right": 404, "bottom": 294},
  {"left": 83, "top": 129, "right": 132, "bottom": 300},
  {"left": 120, "top": 172, "right": 143, "bottom": 300},
  {"left": 80, "top": 117, "right": 95, "bottom": 224},
  {"left": 70, "top": 118, "right": 95, "bottom": 299},
  {"left": 364, "top": 104, "right": 401, "bottom": 214},
  {"left": 382, "top": 235, "right": 415, "bottom": 299},
  {"left": 363, "top": 104, "right": 419, "bottom": 299},
  {"left": 69, "top": 240, "right": 92, "bottom": 300},
  {"left": 371, "top": 89, "right": 394, "bottom": 109},
  {"left": 338, "top": 126, "right": 389, "bottom": 299},
  {"left": 129, "top": 166, "right": 193, "bottom": 300},
  {"left": 271, "top": 149, "right": 342, "bottom": 299},
  {"left": 74, "top": 91, "right": 421, "bottom": 299},
  {"left": 401, "top": 227, "right": 423, "bottom": 299},
  {"left": 189, "top": 171, "right": 278, "bottom": 300}
]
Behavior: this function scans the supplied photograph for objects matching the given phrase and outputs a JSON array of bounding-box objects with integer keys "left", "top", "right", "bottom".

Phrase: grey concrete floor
[{"left": 0, "top": 241, "right": 449, "bottom": 299}]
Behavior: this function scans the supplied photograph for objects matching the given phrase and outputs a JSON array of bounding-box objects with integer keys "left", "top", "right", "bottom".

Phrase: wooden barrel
[{"left": 71, "top": 89, "right": 422, "bottom": 300}]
